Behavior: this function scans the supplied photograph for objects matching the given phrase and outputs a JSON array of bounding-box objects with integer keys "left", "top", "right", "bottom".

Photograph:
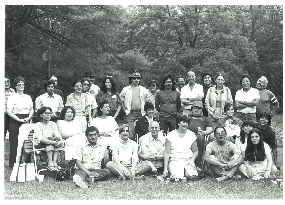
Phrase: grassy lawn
[{"left": 3, "top": 114, "right": 283, "bottom": 200}]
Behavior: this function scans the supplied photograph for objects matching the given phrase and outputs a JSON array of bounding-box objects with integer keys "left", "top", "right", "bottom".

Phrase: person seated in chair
[
  {"left": 135, "top": 101, "right": 159, "bottom": 139},
  {"left": 33, "top": 107, "right": 64, "bottom": 171},
  {"left": 106, "top": 124, "right": 154, "bottom": 180},
  {"left": 138, "top": 121, "right": 165, "bottom": 176},
  {"left": 204, "top": 126, "right": 244, "bottom": 182},
  {"left": 72, "top": 126, "right": 112, "bottom": 189}
]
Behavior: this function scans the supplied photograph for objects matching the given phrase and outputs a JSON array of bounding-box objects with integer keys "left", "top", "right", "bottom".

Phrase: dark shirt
[
  {"left": 202, "top": 85, "right": 211, "bottom": 117},
  {"left": 155, "top": 90, "right": 181, "bottom": 118},
  {"left": 135, "top": 116, "right": 159, "bottom": 138},
  {"left": 258, "top": 125, "right": 277, "bottom": 149},
  {"left": 188, "top": 116, "right": 212, "bottom": 133}
]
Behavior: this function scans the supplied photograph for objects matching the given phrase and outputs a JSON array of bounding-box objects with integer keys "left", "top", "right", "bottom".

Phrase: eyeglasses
[
  {"left": 5, "top": 80, "right": 10, "bottom": 83},
  {"left": 88, "top": 133, "right": 99, "bottom": 137},
  {"left": 149, "top": 84, "right": 156, "bottom": 87},
  {"left": 133, "top": 78, "right": 140, "bottom": 80},
  {"left": 43, "top": 112, "right": 52, "bottom": 115},
  {"left": 193, "top": 107, "right": 202, "bottom": 110},
  {"left": 215, "top": 131, "right": 226, "bottom": 136},
  {"left": 83, "top": 83, "right": 90, "bottom": 86},
  {"left": 17, "top": 83, "right": 25, "bottom": 87}
]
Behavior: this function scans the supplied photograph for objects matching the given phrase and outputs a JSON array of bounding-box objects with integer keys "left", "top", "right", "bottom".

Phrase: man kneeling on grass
[
  {"left": 106, "top": 124, "right": 153, "bottom": 180},
  {"left": 138, "top": 121, "right": 165, "bottom": 177},
  {"left": 204, "top": 126, "right": 244, "bottom": 182},
  {"left": 73, "top": 126, "right": 112, "bottom": 189}
]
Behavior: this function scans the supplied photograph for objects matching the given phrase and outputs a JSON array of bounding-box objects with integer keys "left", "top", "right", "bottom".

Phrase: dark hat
[
  {"left": 193, "top": 101, "right": 203, "bottom": 108},
  {"left": 85, "top": 71, "right": 95, "bottom": 77},
  {"left": 128, "top": 70, "right": 141, "bottom": 78}
]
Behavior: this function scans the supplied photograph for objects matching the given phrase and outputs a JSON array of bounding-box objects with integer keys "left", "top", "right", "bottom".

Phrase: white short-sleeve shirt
[
  {"left": 180, "top": 83, "right": 204, "bottom": 110},
  {"left": 235, "top": 88, "right": 260, "bottom": 113}
]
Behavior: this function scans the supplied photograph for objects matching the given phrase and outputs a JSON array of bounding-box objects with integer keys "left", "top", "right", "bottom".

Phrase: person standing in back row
[
  {"left": 180, "top": 71, "right": 204, "bottom": 117},
  {"left": 38, "top": 75, "right": 64, "bottom": 101},
  {"left": 120, "top": 70, "right": 152, "bottom": 140},
  {"left": 155, "top": 74, "right": 181, "bottom": 134},
  {"left": 85, "top": 71, "right": 100, "bottom": 100}
]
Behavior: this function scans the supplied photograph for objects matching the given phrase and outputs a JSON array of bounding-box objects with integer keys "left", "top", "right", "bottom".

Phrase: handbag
[
  {"left": 26, "top": 163, "right": 36, "bottom": 181},
  {"left": 56, "top": 168, "right": 70, "bottom": 181},
  {"left": 17, "top": 163, "right": 26, "bottom": 182}
]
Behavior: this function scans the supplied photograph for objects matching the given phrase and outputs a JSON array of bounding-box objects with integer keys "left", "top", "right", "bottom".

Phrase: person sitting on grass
[
  {"left": 33, "top": 106, "right": 64, "bottom": 171},
  {"left": 106, "top": 124, "right": 153, "bottom": 180},
  {"left": 238, "top": 128, "right": 277, "bottom": 180},
  {"left": 204, "top": 126, "right": 243, "bottom": 182},
  {"left": 138, "top": 121, "right": 165, "bottom": 176},
  {"left": 163, "top": 115, "right": 199, "bottom": 181},
  {"left": 72, "top": 126, "right": 112, "bottom": 189},
  {"left": 256, "top": 112, "right": 278, "bottom": 167}
]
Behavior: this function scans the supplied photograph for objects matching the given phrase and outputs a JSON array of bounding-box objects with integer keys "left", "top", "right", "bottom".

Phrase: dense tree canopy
[{"left": 5, "top": 5, "right": 283, "bottom": 106}]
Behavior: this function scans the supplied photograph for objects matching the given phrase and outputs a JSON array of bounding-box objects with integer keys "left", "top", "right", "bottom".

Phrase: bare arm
[{"left": 163, "top": 138, "right": 171, "bottom": 176}]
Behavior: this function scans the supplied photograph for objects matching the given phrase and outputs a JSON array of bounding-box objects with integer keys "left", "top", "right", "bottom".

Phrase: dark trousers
[
  {"left": 159, "top": 116, "right": 176, "bottom": 134},
  {"left": 8, "top": 114, "right": 28, "bottom": 168},
  {"left": 4, "top": 113, "right": 10, "bottom": 140}
]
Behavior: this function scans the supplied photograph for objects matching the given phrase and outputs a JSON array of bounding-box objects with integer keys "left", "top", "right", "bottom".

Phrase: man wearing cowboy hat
[{"left": 120, "top": 70, "right": 153, "bottom": 140}]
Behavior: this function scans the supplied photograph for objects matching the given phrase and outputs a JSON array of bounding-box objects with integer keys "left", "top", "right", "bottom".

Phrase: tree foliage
[{"left": 5, "top": 5, "right": 283, "bottom": 105}]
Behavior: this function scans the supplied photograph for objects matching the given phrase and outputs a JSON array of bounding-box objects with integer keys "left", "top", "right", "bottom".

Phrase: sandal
[{"left": 47, "top": 166, "right": 57, "bottom": 171}]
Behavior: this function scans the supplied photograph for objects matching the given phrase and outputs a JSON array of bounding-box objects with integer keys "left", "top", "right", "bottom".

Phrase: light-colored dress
[
  {"left": 33, "top": 121, "right": 63, "bottom": 152},
  {"left": 166, "top": 129, "right": 198, "bottom": 178},
  {"left": 90, "top": 116, "right": 119, "bottom": 147},
  {"left": 56, "top": 120, "right": 85, "bottom": 160}
]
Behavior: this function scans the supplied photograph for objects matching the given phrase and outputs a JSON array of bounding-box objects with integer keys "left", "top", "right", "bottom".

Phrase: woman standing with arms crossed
[{"left": 6, "top": 77, "right": 34, "bottom": 168}]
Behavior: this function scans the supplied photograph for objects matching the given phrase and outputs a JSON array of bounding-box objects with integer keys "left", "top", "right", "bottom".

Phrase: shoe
[
  {"left": 216, "top": 176, "right": 229, "bottom": 182},
  {"left": 118, "top": 175, "right": 126, "bottom": 180},
  {"left": 73, "top": 174, "right": 88, "bottom": 189},
  {"left": 152, "top": 170, "right": 158, "bottom": 178},
  {"left": 232, "top": 174, "right": 242, "bottom": 180}
]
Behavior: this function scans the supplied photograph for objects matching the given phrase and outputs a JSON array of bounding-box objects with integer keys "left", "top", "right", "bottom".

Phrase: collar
[
  {"left": 149, "top": 132, "right": 163, "bottom": 142},
  {"left": 45, "top": 93, "right": 55, "bottom": 98}
]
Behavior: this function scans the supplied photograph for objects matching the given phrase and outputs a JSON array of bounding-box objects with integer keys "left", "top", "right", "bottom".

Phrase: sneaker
[
  {"left": 216, "top": 176, "right": 229, "bottom": 182},
  {"left": 73, "top": 174, "right": 88, "bottom": 189},
  {"left": 232, "top": 174, "right": 242, "bottom": 180}
]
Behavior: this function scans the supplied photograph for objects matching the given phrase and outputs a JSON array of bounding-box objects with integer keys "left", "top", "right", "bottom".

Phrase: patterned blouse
[
  {"left": 205, "top": 86, "right": 233, "bottom": 118},
  {"left": 66, "top": 93, "right": 90, "bottom": 116},
  {"left": 96, "top": 91, "right": 121, "bottom": 115}
]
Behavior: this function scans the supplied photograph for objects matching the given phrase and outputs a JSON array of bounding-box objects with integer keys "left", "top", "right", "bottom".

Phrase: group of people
[{"left": 4, "top": 69, "right": 280, "bottom": 188}]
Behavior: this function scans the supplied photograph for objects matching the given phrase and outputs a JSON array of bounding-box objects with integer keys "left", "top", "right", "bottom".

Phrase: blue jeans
[{"left": 124, "top": 110, "right": 142, "bottom": 140}]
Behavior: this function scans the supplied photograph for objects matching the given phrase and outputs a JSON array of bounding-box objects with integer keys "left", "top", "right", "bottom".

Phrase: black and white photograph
[{"left": 3, "top": 2, "right": 283, "bottom": 200}]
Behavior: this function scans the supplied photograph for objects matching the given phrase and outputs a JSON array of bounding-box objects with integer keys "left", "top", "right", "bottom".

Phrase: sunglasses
[
  {"left": 83, "top": 83, "right": 90, "bottom": 86},
  {"left": 132, "top": 77, "right": 141, "bottom": 80},
  {"left": 149, "top": 84, "right": 156, "bottom": 87}
]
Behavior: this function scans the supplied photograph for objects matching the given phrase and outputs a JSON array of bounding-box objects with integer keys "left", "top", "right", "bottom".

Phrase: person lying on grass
[
  {"left": 33, "top": 106, "right": 64, "bottom": 171},
  {"left": 138, "top": 120, "right": 165, "bottom": 176},
  {"left": 106, "top": 124, "right": 153, "bottom": 180},
  {"left": 204, "top": 126, "right": 244, "bottom": 182},
  {"left": 72, "top": 126, "right": 112, "bottom": 189},
  {"left": 238, "top": 128, "right": 277, "bottom": 180}
]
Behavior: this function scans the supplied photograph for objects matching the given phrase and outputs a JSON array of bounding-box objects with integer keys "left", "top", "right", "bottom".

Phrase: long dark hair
[
  {"left": 101, "top": 76, "right": 117, "bottom": 94},
  {"left": 97, "top": 99, "right": 109, "bottom": 116},
  {"left": 240, "top": 121, "right": 255, "bottom": 144},
  {"left": 244, "top": 128, "right": 266, "bottom": 162},
  {"left": 58, "top": 106, "right": 76, "bottom": 120},
  {"left": 160, "top": 74, "right": 176, "bottom": 91}
]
